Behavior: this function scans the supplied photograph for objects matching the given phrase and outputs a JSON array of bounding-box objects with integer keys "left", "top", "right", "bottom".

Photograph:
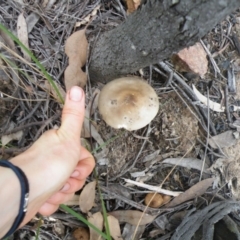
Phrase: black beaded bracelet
[{"left": 0, "top": 160, "right": 29, "bottom": 239}]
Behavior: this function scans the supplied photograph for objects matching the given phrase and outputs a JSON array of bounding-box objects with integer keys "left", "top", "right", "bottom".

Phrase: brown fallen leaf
[
  {"left": 172, "top": 42, "right": 208, "bottom": 78},
  {"left": 79, "top": 181, "right": 96, "bottom": 213},
  {"left": 88, "top": 212, "right": 103, "bottom": 240},
  {"left": 73, "top": 227, "right": 90, "bottom": 240},
  {"left": 17, "top": 13, "right": 31, "bottom": 61},
  {"left": 107, "top": 215, "right": 123, "bottom": 240},
  {"left": 167, "top": 178, "right": 214, "bottom": 208},
  {"left": 65, "top": 194, "right": 79, "bottom": 206},
  {"left": 64, "top": 29, "right": 88, "bottom": 90},
  {"left": 108, "top": 210, "right": 156, "bottom": 226}
]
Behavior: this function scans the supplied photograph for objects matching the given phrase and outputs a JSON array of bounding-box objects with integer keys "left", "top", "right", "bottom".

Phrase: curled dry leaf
[
  {"left": 167, "top": 178, "right": 214, "bottom": 208},
  {"left": 107, "top": 215, "right": 123, "bottom": 240},
  {"left": 17, "top": 13, "right": 31, "bottom": 61},
  {"left": 109, "top": 210, "right": 156, "bottom": 226},
  {"left": 172, "top": 42, "right": 208, "bottom": 78},
  {"left": 88, "top": 212, "right": 103, "bottom": 240},
  {"left": 79, "top": 181, "right": 96, "bottom": 213},
  {"left": 64, "top": 29, "right": 88, "bottom": 90}
]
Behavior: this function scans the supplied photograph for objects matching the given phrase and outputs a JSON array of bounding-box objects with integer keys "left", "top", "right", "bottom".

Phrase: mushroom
[
  {"left": 98, "top": 77, "right": 159, "bottom": 131},
  {"left": 144, "top": 193, "right": 163, "bottom": 208}
]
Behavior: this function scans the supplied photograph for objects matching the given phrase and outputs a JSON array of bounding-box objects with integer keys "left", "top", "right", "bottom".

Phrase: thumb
[{"left": 58, "top": 86, "right": 85, "bottom": 140}]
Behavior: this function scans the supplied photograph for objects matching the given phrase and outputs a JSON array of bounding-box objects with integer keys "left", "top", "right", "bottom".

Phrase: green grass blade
[
  {"left": 97, "top": 185, "right": 111, "bottom": 240},
  {"left": 0, "top": 53, "right": 33, "bottom": 81},
  {"left": 0, "top": 23, "right": 64, "bottom": 104},
  {"left": 60, "top": 204, "right": 108, "bottom": 239}
]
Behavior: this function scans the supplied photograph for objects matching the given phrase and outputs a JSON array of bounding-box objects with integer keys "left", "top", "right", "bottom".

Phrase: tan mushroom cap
[{"left": 98, "top": 77, "right": 159, "bottom": 131}]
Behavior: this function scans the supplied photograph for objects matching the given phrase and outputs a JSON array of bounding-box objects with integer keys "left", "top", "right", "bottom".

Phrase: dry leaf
[
  {"left": 172, "top": 42, "right": 208, "bottom": 78},
  {"left": 0, "top": 26, "right": 16, "bottom": 52},
  {"left": 65, "top": 194, "right": 79, "bottom": 206},
  {"left": 163, "top": 158, "right": 209, "bottom": 171},
  {"left": 17, "top": 13, "right": 31, "bottom": 61},
  {"left": 167, "top": 178, "right": 214, "bottom": 208},
  {"left": 88, "top": 212, "right": 103, "bottom": 240},
  {"left": 208, "top": 130, "right": 237, "bottom": 149},
  {"left": 107, "top": 215, "right": 123, "bottom": 240},
  {"left": 73, "top": 227, "right": 90, "bottom": 240},
  {"left": 109, "top": 210, "right": 156, "bottom": 226},
  {"left": 79, "top": 181, "right": 96, "bottom": 213},
  {"left": 64, "top": 30, "right": 88, "bottom": 90}
]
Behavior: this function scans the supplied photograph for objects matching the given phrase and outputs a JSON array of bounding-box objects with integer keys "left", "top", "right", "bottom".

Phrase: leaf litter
[{"left": 3, "top": 1, "right": 240, "bottom": 239}]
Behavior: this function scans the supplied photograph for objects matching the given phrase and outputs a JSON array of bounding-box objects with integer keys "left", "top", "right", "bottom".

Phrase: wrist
[{"left": 0, "top": 165, "right": 21, "bottom": 238}]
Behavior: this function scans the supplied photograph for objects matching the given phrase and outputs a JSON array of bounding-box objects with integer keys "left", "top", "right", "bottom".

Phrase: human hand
[{"left": 9, "top": 86, "right": 95, "bottom": 227}]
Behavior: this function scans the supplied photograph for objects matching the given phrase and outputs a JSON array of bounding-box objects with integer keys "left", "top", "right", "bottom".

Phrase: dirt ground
[{"left": 1, "top": 1, "right": 240, "bottom": 240}]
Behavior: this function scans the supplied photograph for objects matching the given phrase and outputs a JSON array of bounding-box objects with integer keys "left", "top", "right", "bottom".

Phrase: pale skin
[{"left": 0, "top": 86, "right": 95, "bottom": 238}]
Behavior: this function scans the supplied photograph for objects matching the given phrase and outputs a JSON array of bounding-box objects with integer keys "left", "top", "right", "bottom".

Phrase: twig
[
  {"left": 123, "top": 179, "right": 182, "bottom": 197},
  {"left": 199, "top": 87, "right": 210, "bottom": 182}
]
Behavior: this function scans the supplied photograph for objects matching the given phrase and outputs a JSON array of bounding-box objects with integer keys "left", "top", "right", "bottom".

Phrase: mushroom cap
[
  {"left": 144, "top": 193, "right": 163, "bottom": 208},
  {"left": 98, "top": 77, "right": 159, "bottom": 131}
]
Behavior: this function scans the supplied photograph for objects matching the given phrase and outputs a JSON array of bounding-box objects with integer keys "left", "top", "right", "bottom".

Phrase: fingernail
[
  {"left": 69, "top": 86, "right": 83, "bottom": 102},
  {"left": 61, "top": 183, "right": 70, "bottom": 192},
  {"left": 71, "top": 170, "right": 80, "bottom": 177}
]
